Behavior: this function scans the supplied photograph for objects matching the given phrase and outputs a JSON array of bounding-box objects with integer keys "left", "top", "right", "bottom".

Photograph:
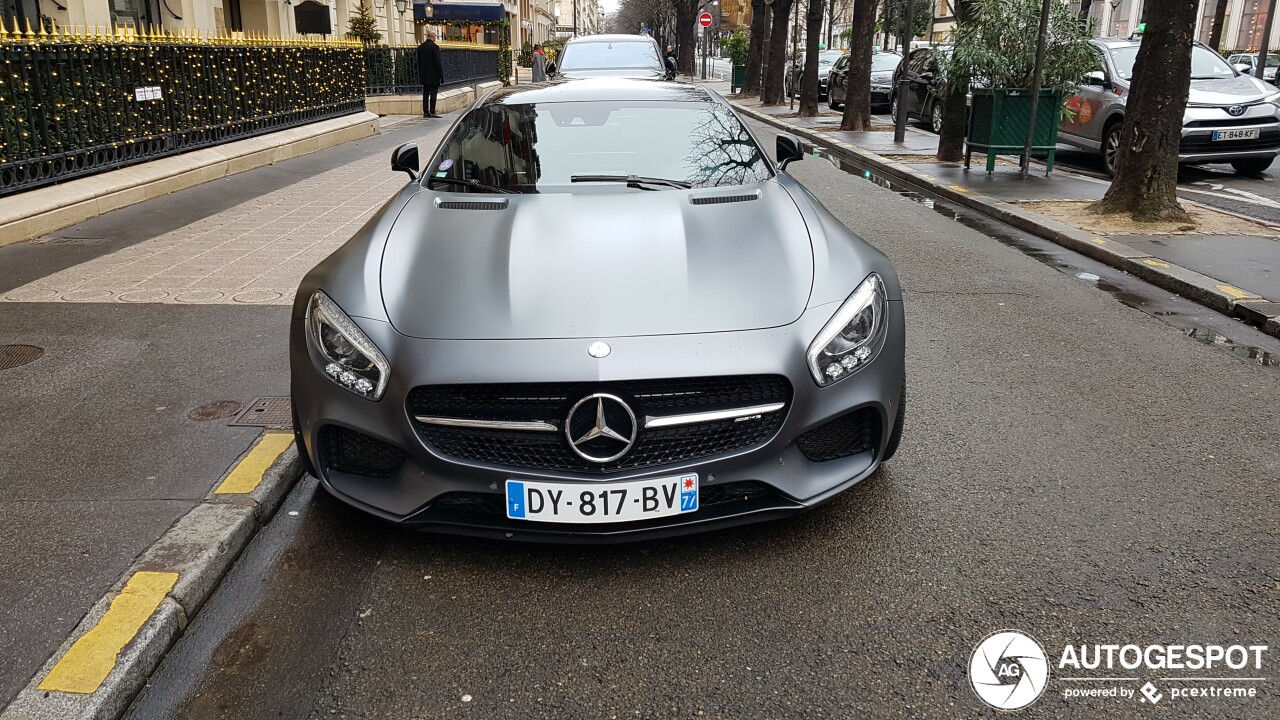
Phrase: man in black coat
[{"left": 417, "top": 31, "right": 445, "bottom": 118}]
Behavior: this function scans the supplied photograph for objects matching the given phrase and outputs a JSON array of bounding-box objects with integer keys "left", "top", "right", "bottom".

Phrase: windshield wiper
[
  {"left": 427, "top": 176, "right": 518, "bottom": 194},
  {"left": 571, "top": 174, "right": 692, "bottom": 190}
]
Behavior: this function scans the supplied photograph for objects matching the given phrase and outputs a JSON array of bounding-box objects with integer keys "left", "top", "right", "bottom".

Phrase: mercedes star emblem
[
  {"left": 565, "top": 393, "right": 637, "bottom": 463},
  {"left": 587, "top": 341, "right": 611, "bottom": 358}
]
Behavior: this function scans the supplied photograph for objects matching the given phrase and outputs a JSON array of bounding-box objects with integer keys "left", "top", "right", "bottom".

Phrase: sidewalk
[
  {"left": 727, "top": 93, "right": 1280, "bottom": 335},
  {"left": 0, "top": 113, "right": 452, "bottom": 709}
]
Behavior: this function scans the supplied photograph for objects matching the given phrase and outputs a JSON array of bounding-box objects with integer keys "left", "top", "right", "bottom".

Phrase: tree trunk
[
  {"left": 675, "top": 0, "right": 698, "bottom": 75},
  {"left": 761, "top": 0, "right": 795, "bottom": 104},
  {"left": 1208, "top": 0, "right": 1228, "bottom": 51},
  {"left": 799, "top": 0, "right": 825, "bottom": 115},
  {"left": 839, "top": 0, "right": 878, "bottom": 130},
  {"left": 1089, "top": 0, "right": 1196, "bottom": 222},
  {"left": 743, "top": 0, "right": 771, "bottom": 94},
  {"left": 935, "top": 0, "right": 975, "bottom": 162}
]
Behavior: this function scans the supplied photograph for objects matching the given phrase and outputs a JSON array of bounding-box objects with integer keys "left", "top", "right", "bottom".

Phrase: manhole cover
[
  {"left": 0, "top": 345, "right": 43, "bottom": 370},
  {"left": 189, "top": 401, "right": 243, "bottom": 422},
  {"left": 230, "top": 396, "right": 293, "bottom": 428}
]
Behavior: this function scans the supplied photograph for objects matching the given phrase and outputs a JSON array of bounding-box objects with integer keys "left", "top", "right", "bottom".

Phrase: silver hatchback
[{"left": 1058, "top": 37, "right": 1280, "bottom": 176}]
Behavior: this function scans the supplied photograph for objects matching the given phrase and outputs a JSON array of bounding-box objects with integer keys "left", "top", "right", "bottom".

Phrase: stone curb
[
  {"left": 0, "top": 444, "right": 305, "bottom": 720},
  {"left": 731, "top": 101, "right": 1280, "bottom": 339},
  {"left": 0, "top": 111, "right": 381, "bottom": 249}
]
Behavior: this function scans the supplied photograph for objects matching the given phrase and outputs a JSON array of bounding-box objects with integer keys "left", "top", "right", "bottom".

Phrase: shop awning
[{"left": 414, "top": 2, "right": 505, "bottom": 22}]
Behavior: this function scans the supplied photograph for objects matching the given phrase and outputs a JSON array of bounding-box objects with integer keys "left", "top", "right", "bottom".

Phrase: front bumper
[
  {"left": 1179, "top": 103, "right": 1280, "bottom": 163},
  {"left": 871, "top": 85, "right": 893, "bottom": 106},
  {"left": 291, "top": 302, "right": 906, "bottom": 542}
]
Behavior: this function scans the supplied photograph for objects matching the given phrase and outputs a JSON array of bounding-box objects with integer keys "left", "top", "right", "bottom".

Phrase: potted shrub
[
  {"left": 724, "top": 28, "right": 750, "bottom": 92},
  {"left": 942, "top": 0, "right": 1096, "bottom": 173}
]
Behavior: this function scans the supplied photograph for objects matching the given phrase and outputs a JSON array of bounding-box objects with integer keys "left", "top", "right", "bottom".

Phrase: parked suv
[
  {"left": 1226, "top": 52, "right": 1278, "bottom": 83},
  {"left": 827, "top": 51, "right": 902, "bottom": 111},
  {"left": 1060, "top": 37, "right": 1280, "bottom": 175},
  {"left": 552, "top": 34, "right": 666, "bottom": 79},
  {"left": 890, "top": 46, "right": 950, "bottom": 133}
]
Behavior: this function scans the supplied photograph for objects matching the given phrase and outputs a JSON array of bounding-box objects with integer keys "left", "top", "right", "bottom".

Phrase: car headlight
[
  {"left": 1265, "top": 90, "right": 1280, "bottom": 105},
  {"left": 806, "top": 273, "right": 889, "bottom": 386},
  {"left": 306, "top": 291, "right": 390, "bottom": 400}
]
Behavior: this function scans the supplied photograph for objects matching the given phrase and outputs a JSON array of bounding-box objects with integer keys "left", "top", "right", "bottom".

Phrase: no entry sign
[{"left": 698, "top": 12, "right": 713, "bottom": 27}]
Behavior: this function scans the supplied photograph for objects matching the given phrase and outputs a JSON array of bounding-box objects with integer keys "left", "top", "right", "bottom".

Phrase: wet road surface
[{"left": 125, "top": 118, "right": 1280, "bottom": 720}]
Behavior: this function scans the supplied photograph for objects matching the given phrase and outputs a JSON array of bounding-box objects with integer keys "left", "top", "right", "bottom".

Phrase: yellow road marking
[
  {"left": 39, "top": 571, "right": 178, "bottom": 694},
  {"left": 1091, "top": 237, "right": 1107, "bottom": 245},
  {"left": 214, "top": 432, "right": 293, "bottom": 494},
  {"left": 1216, "top": 284, "right": 1252, "bottom": 299},
  {"left": 1142, "top": 259, "right": 1171, "bottom": 268},
  {"left": 948, "top": 185, "right": 969, "bottom": 193}
]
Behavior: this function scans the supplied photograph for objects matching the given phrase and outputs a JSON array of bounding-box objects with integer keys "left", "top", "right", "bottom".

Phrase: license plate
[
  {"left": 1212, "top": 128, "right": 1260, "bottom": 141},
  {"left": 506, "top": 474, "right": 699, "bottom": 524}
]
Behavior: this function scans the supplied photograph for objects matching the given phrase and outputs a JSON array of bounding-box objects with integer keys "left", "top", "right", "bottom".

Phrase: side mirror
[
  {"left": 1084, "top": 70, "right": 1110, "bottom": 88},
  {"left": 776, "top": 133, "right": 804, "bottom": 170},
  {"left": 919, "top": 71, "right": 934, "bottom": 83},
  {"left": 391, "top": 143, "right": 419, "bottom": 180},
  {"left": 1235, "top": 63, "right": 1252, "bottom": 73}
]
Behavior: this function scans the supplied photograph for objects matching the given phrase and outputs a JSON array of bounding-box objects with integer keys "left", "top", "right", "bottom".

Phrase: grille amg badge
[
  {"left": 565, "top": 393, "right": 637, "bottom": 463},
  {"left": 587, "top": 341, "right": 611, "bottom": 358}
]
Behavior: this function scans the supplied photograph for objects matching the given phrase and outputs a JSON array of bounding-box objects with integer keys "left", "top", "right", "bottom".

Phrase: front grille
[
  {"left": 1180, "top": 128, "right": 1280, "bottom": 153},
  {"left": 319, "top": 425, "right": 406, "bottom": 478},
  {"left": 408, "top": 375, "right": 791, "bottom": 474},
  {"left": 430, "top": 480, "right": 778, "bottom": 518},
  {"left": 1184, "top": 117, "right": 1279, "bottom": 128},
  {"left": 795, "top": 408, "right": 880, "bottom": 462}
]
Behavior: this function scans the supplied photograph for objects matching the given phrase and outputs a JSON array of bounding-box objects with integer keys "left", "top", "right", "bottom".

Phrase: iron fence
[
  {"left": 364, "top": 46, "right": 500, "bottom": 95},
  {"left": 0, "top": 32, "right": 365, "bottom": 197}
]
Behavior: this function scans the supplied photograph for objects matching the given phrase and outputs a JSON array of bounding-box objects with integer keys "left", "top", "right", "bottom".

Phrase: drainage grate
[
  {"left": 229, "top": 396, "right": 293, "bottom": 428},
  {"left": 1234, "top": 301, "right": 1280, "bottom": 326},
  {"left": 0, "top": 345, "right": 43, "bottom": 370}
]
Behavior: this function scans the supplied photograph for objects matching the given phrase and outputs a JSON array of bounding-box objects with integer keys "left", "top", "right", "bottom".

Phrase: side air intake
[
  {"left": 690, "top": 191, "right": 761, "bottom": 206},
  {"left": 435, "top": 200, "right": 510, "bottom": 210}
]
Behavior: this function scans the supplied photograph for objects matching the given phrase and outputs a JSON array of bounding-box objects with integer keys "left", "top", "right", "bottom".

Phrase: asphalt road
[{"left": 124, "top": 117, "right": 1280, "bottom": 719}]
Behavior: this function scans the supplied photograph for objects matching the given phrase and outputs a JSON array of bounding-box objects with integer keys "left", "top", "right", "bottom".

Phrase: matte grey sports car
[{"left": 290, "top": 79, "right": 906, "bottom": 542}]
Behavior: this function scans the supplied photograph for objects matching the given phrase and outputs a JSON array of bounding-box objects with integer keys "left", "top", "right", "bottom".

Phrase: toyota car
[
  {"left": 1059, "top": 37, "right": 1280, "bottom": 175},
  {"left": 290, "top": 79, "right": 906, "bottom": 541}
]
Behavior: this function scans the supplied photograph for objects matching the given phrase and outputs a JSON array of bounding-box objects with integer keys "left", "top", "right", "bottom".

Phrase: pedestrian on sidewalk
[
  {"left": 532, "top": 44, "right": 548, "bottom": 82},
  {"left": 664, "top": 44, "right": 677, "bottom": 80},
  {"left": 417, "top": 31, "right": 445, "bottom": 118}
]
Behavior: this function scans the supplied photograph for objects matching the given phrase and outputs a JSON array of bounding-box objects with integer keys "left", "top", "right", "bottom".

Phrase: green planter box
[
  {"left": 731, "top": 64, "right": 746, "bottom": 92},
  {"left": 965, "top": 88, "right": 1063, "bottom": 174}
]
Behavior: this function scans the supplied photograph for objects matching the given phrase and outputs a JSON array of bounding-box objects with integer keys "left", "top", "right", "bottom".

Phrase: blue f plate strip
[{"left": 507, "top": 480, "right": 526, "bottom": 518}]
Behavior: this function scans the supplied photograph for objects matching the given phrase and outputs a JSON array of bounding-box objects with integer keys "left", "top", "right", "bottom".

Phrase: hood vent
[
  {"left": 435, "top": 199, "right": 509, "bottom": 210},
  {"left": 690, "top": 191, "right": 761, "bottom": 206}
]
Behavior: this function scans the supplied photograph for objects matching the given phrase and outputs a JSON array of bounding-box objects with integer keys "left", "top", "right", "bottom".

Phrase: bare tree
[
  {"left": 761, "top": 0, "right": 795, "bottom": 104},
  {"left": 1207, "top": 0, "right": 1228, "bottom": 50},
  {"left": 684, "top": 108, "right": 773, "bottom": 185},
  {"left": 839, "top": 0, "right": 878, "bottom": 130},
  {"left": 742, "top": 0, "right": 771, "bottom": 94},
  {"left": 1089, "top": 0, "right": 1198, "bottom": 221},
  {"left": 798, "top": 0, "right": 826, "bottom": 115}
]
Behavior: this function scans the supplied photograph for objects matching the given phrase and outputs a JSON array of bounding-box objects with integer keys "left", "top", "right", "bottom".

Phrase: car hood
[
  {"left": 871, "top": 71, "right": 894, "bottom": 83},
  {"left": 380, "top": 183, "right": 814, "bottom": 340},
  {"left": 1185, "top": 74, "right": 1274, "bottom": 104}
]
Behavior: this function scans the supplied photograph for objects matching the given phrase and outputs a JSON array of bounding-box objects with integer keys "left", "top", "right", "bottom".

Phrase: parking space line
[
  {"left": 38, "top": 571, "right": 179, "bottom": 694},
  {"left": 214, "top": 432, "right": 294, "bottom": 494}
]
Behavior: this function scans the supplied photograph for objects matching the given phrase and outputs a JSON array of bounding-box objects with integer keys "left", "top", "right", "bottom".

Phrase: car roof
[
  {"left": 481, "top": 78, "right": 720, "bottom": 106},
  {"left": 565, "top": 34, "right": 657, "bottom": 45}
]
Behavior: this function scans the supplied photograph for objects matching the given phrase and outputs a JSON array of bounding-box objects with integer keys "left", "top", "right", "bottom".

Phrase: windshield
[
  {"left": 1247, "top": 54, "right": 1280, "bottom": 67},
  {"left": 558, "top": 41, "right": 663, "bottom": 71},
  {"left": 871, "top": 53, "right": 901, "bottom": 72},
  {"left": 428, "top": 101, "right": 773, "bottom": 193},
  {"left": 1110, "top": 45, "right": 1236, "bottom": 80},
  {"left": 818, "top": 51, "right": 843, "bottom": 66}
]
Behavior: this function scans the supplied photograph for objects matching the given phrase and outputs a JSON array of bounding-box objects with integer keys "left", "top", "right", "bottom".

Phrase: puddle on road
[{"left": 807, "top": 145, "right": 1280, "bottom": 368}]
